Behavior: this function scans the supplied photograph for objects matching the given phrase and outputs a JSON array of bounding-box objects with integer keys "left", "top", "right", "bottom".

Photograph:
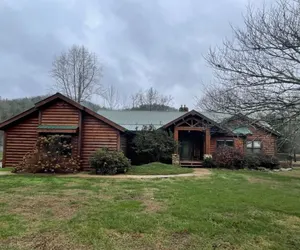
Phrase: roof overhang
[{"left": 37, "top": 125, "right": 78, "bottom": 134}]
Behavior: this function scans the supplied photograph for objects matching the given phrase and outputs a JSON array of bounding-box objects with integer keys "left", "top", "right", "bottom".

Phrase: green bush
[
  {"left": 203, "top": 157, "right": 216, "bottom": 168},
  {"left": 244, "top": 153, "right": 280, "bottom": 170},
  {"left": 90, "top": 148, "right": 131, "bottom": 175},
  {"left": 132, "top": 125, "right": 177, "bottom": 163},
  {"left": 212, "top": 146, "right": 244, "bottom": 169}
]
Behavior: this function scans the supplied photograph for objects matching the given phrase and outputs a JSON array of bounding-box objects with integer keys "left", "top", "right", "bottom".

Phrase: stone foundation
[{"left": 172, "top": 154, "right": 180, "bottom": 165}]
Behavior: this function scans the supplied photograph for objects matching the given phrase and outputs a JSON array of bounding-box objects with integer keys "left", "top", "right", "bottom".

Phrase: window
[
  {"left": 44, "top": 134, "right": 73, "bottom": 157},
  {"left": 246, "top": 140, "right": 261, "bottom": 153},
  {"left": 217, "top": 140, "right": 234, "bottom": 148}
]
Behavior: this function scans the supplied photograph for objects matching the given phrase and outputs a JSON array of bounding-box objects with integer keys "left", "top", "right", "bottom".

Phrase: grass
[
  {"left": 0, "top": 167, "right": 14, "bottom": 172},
  {"left": 127, "top": 162, "right": 193, "bottom": 175},
  {"left": 0, "top": 170, "right": 300, "bottom": 249}
]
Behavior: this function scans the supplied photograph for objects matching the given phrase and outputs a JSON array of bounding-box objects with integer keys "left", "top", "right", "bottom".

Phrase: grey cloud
[{"left": 0, "top": 0, "right": 265, "bottom": 107}]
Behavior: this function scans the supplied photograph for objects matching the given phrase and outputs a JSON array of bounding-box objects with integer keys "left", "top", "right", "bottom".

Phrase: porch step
[{"left": 180, "top": 161, "right": 203, "bottom": 168}]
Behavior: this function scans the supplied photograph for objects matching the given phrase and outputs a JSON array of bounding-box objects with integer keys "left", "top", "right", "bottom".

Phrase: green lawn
[
  {"left": 0, "top": 170, "right": 300, "bottom": 249},
  {"left": 127, "top": 162, "right": 193, "bottom": 175},
  {"left": 0, "top": 167, "right": 14, "bottom": 172}
]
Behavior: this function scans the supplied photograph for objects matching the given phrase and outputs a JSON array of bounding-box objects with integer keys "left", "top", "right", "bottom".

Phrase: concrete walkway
[{"left": 0, "top": 168, "right": 211, "bottom": 179}]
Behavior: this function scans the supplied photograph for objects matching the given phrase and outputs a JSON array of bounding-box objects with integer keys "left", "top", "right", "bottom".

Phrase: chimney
[{"left": 183, "top": 105, "right": 189, "bottom": 112}]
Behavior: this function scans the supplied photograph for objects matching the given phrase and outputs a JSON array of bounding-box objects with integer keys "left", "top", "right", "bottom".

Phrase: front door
[{"left": 180, "top": 140, "right": 192, "bottom": 160}]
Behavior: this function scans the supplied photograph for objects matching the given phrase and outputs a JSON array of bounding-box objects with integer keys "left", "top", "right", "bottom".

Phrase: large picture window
[
  {"left": 246, "top": 140, "right": 261, "bottom": 153},
  {"left": 217, "top": 140, "right": 234, "bottom": 148}
]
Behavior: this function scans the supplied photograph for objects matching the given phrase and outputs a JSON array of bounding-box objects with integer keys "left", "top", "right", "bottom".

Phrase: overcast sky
[{"left": 0, "top": 0, "right": 267, "bottom": 108}]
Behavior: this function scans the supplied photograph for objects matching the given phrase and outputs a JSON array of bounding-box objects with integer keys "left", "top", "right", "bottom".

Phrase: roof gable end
[{"left": 0, "top": 93, "right": 125, "bottom": 132}]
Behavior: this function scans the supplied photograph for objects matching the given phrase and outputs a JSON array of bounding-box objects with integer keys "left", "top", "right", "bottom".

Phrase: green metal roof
[
  {"left": 97, "top": 110, "right": 187, "bottom": 130},
  {"left": 232, "top": 127, "right": 253, "bottom": 135},
  {"left": 38, "top": 125, "right": 78, "bottom": 130}
]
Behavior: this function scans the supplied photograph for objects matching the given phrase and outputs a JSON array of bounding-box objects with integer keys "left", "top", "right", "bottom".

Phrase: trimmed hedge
[{"left": 90, "top": 148, "right": 131, "bottom": 175}]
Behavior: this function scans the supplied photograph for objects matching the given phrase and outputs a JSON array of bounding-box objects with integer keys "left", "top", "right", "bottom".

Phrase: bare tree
[
  {"left": 102, "top": 85, "right": 120, "bottom": 110},
  {"left": 197, "top": 0, "right": 300, "bottom": 155},
  {"left": 131, "top": 87, "right": 174, "bottom": 111},
  {"left": 51, "top": 45, "right": 102, "bottom": 103}
]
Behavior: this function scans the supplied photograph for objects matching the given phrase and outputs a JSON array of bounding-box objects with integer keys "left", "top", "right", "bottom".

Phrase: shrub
[
  {"left": 14, "top": 135, "right": 81, "bottom": 173},
  {"left": 243, "top": 154, "right": 261, "bottom": 170},
  {"left": 244, "top": 153, "right": 280, "bottom": 170},
  {"left": 132, "top": 125, "right": 177, "bottom": 163},
  {"left": 203, "top": 157, "right": 216, "bottom": 168},
  {"left": 212, "top": 146, "right": 244, "bottom": 169},
  {"left": 90, "top": 148, "right": 131, "bottom": 175},
  {"left": 257, "top": 154, "right": 280, "bottom": 169}
]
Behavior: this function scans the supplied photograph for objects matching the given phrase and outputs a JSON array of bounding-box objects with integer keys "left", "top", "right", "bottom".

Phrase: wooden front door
[{"left": 180, "top": 140, "right": 193, "bottom": 160}]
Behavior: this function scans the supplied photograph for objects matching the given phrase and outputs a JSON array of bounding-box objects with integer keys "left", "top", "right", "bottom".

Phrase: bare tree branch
[
  {"left": 50, "top": 45, "right": 103, "bottom": 103},
  {"left": 196, "top": 0, "right": 300, "bottom": 155}
]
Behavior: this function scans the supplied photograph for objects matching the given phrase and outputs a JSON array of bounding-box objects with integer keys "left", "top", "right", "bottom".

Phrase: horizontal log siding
[
  {"left": 5, "top": 113, "right": 39, "bottom": 166},
  {"left": 81, "top": 114, "right": 119, "bottom": 169},
  {"left": 41, "top": 100, "right": 79, "bottom": 126}
]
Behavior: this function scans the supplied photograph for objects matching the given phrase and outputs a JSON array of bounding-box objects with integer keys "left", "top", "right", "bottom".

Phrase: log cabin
[{"left": 0, "top": 93, "right": 279, "bottom": 168}]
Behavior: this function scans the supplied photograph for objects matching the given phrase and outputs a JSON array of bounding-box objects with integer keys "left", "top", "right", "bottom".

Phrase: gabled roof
[
  {"left": 0, "top": 93, "right": 280, "bottom": 137},
  {"left": 97, "top": 109, "right": 230, "bottom": 133},
  {"left": 0, "top": 93, "right": 125, "bottom": 132}
]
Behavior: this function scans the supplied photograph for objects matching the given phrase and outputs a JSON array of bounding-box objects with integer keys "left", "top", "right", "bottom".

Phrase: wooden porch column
[
  {"left": 205, "top": 128, "right": 211, "bottom": 154},
  {"left": 174, "top": 127, "right": 179, "bottom": 154}
]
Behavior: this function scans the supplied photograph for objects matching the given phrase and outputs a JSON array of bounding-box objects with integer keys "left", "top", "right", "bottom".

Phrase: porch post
[
  {"left": 174, "top": 127, "right": 179, "bottom": 154},
  {"left": 205, "top": 128, "right": 211, "bottom": 155}
]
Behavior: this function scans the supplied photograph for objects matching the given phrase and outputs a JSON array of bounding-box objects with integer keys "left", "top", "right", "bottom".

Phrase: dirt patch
[
  {"left": 9, "top": 194, "right": 83, "bottom": 220},
  {"left": 140, "top": 188, "right": 165, "bottom": 213},
  {"left": 1, "top": 231, "right": 90, "bottom": 250},
  {"left": 247, "top": 177, "right": 277, "bottom": 185},
  {"left": 192, "top": 168, "right": 211, "bottom": 178},
  {"left": 276, "top": 215, "right": 300, "bottom": 230}
]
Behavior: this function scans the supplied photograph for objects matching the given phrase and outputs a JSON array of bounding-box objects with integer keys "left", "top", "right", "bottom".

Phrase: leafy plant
[
  {"left": 14, "top": 135, "right": 81, "bottom": 173},
  {"left": 243, "top": 153, "right": 280, "bottom": 170},
  {"left": 90, "top": 148, "right": 131, "bottom": 175},
  {"left": 132, "top": 125, "right": 177, "bottom": 163},
  {"left": 212, "top": 146, "right": 244, "bottom": 169},
  {"left": 203, "top": 157, "right": 216, "bottom": 168}
]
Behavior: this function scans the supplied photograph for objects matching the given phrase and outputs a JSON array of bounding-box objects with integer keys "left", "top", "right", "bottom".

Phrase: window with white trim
[
  {"left": 217, "top": 140, "right": 234, "bottom": 148},
  {"left": 246, "top": 140, "right": 261, "bottom": 153}
]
